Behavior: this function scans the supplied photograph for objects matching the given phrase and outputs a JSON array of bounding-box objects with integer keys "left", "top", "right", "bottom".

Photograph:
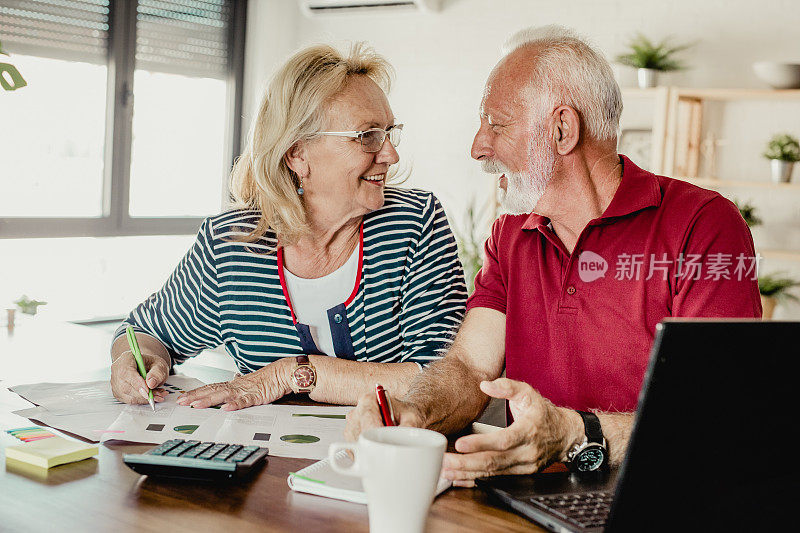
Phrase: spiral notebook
[{"left": 287, "top": 450, "right": 452, "bottom": 504}]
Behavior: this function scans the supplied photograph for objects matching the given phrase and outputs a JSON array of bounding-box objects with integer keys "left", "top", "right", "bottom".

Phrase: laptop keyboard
[{"left": 530, "top": 491, "right": 614, "bottom": 529}]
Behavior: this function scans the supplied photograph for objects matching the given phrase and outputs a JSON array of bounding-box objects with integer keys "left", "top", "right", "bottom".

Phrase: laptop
[{"left": 476, "top": 319, "right": 796, "bottom": 532}]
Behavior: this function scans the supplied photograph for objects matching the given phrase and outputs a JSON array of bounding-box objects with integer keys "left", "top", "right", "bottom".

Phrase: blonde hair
[{"left": 229, "top": 42, "right": 394, "bottom": 245}]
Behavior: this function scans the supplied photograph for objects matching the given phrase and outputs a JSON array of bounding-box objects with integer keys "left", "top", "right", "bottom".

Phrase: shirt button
[
  {"left": 566, "top": 286, "right": 576, "bottom": 295},
  {"left": 333, "top": 313, "right": 343, "bottom": 323}
]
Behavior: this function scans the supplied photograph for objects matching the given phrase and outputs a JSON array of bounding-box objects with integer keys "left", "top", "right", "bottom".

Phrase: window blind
[
  {"left": 135, "top": 0, "right": 231, "bottom": 79},
  {"left": 0, "top": 0, "right": 110, "bottom": 64}
]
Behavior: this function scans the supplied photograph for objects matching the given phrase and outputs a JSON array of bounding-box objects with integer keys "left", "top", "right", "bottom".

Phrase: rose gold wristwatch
[{"left": 289, "top": 355, "right": 317, "bottom": 394}]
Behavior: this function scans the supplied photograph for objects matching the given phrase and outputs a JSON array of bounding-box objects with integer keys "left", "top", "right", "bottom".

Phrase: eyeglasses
[{"left": 317, "top": 124, "right": 403, "bottom": 153}]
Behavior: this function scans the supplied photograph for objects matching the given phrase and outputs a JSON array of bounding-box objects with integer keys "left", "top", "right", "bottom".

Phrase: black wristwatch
[{"left": 566, "top": 411, "right": 608, "bottom": 472}]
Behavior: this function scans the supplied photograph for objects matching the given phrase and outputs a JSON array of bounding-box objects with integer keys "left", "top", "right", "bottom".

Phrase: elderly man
[{"left": 345, "top": 26, "right": 761, "bottom": 486}]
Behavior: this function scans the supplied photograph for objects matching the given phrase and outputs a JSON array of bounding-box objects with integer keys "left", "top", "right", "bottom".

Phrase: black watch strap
[{"left": 576, "top": 411, "right": 604, "bottom": 444}]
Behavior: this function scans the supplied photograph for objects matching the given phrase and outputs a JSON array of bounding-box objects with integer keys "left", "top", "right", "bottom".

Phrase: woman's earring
[{"left": 297, "top": 177, "right": 305, "bottom": 196}]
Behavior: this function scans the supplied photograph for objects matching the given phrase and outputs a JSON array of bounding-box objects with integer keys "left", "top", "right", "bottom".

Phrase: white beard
[{"left": 482, "top": 132, "right": 556, "bottom": 215}]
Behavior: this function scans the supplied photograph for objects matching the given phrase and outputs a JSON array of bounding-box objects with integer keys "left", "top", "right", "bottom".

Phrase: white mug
[{"left": 329, "top": 426, "right": 446, "bottom": 533}]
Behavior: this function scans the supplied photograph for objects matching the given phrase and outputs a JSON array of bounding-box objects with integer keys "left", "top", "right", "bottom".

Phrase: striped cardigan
[{"left": 116, "top": 188, "right": 468, "bottom": 374}]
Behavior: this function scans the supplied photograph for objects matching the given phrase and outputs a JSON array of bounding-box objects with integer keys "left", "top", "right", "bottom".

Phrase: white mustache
[{"left": 481, "top": 159, "right": 509, "bottom": 175}]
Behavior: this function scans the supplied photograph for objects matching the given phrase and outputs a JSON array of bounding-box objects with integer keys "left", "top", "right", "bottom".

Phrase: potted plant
[
  {"left": 0, "top": 40, "right": 27, "bottom": 91},
  {"left": 758, "top": 273, "right": 799, "bottom": 319},
  {"left": 14, "top": 295, "right": 47, "bottom": 316},
  {"left": 763, "top": 133, "right": 800, "bottom": 183},
  {"left": 734, "top": 200, "right": 762, "bottom": 227},
  {"left": 615, "top": 34, "right": 692, "bottom": 89},
  {"left": 453, "top": 198, "right": 488, "bottom": 294}
]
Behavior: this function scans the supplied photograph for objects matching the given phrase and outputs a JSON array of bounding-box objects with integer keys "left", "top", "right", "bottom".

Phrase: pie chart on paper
[
  {"left": 173, "top": 425, "right": 199, "bottom": 434},
  {"left": 279, "top": 434, "right": 320, "bottom": 444}
]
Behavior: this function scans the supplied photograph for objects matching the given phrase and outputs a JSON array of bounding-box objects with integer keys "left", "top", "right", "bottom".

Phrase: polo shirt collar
[{"left": 521, "top": 154, "right": 662, "bottom": 232}]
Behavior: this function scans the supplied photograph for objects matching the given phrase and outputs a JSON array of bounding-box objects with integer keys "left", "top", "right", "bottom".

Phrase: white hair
[{"left": 502, "top": 25, "right": 622, "bottom": 141}]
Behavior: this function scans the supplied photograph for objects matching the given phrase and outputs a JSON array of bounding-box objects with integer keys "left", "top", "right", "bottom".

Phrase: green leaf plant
[
  {"left": 0, "top": 40, "right": 27, "bottom": 91},
  {"left": 14, "top": 295, "right": 47, "bottom": 316},
  {"left": 453, "top": 198, "right": 489, "bottom": 294},
  {"left": 615, "top": 33, "right": 693, "bottom": 72},
  {"left": 763, "top": 133, "right": 800, "bottom": 163},
  {"left": 758, "top": 273, "right": 800, "bottom": 302},
  {"left": 733, "top": 200, "right": 762, "bottom": 227}
]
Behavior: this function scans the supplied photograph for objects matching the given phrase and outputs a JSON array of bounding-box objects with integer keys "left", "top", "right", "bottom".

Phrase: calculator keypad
[
  {"left": 164, "top": 440, "right": 200, "bottom": 456},
  {"left": 148, "top": 439, "right": 184, "bottom": 455},
  {"left": 197, "top": 443, "right": 228, "bottom": 460},
  {"left": 213, "top": 444, "right": 242, "bottom": 461},
  {"left": 126, "top": 439, "right": 269, "bottom": 480},
  {"left": 155, "top": 440, "right": 255, "bottom": 462},
  {"left": 182, "top": 442, "right": 213, "bottom": 458},
  {"left": 231, "top": 446, "right": 258, "bottom": 463}
]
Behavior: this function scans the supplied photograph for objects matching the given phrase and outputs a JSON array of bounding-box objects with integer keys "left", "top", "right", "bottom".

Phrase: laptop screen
[{"left": 605, "top": 320, "right": 795, "bottom": 532}]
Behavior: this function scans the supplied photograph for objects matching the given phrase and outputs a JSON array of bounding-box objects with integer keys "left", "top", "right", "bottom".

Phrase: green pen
[{"left": 126, "top": 326, "right": 155, "bottom": 411}]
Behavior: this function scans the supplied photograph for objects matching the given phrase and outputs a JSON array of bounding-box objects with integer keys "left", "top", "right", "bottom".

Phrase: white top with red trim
[{"left": 282, "top": 244, "right": 360, "bottom": 357}]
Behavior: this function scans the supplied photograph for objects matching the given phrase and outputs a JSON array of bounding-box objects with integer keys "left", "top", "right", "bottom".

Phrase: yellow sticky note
[{"left": 5, "top": 436, "right": 98, "bottom": 469}]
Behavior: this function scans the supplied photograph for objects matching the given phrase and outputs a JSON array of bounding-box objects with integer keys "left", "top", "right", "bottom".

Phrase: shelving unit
[
  {"left": 676, "top": 177, "right": 800, "bottom": 190},
  {"left": 665, "top": 88, "right": 800, "bottom": 101},
  {"left": 662, "top": 88, "right": 800, "bottom": 178},
  {"left": 640, "top": 87, "right": 800, "bottom": 264},
  {"left": 761, "top": 249, "right": 800, "bottom": 262}
]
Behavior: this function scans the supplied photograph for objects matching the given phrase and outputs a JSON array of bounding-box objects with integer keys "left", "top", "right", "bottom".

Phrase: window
[
  {"left": 0, "top": 54, "right": 108, "bottom": 217},
  {"left": 0, "top": 0, "right": 246, "bottom": 237},
  {"left": 0, "top": 0, "right": 110, "bottom": 219},
  {"left": 129, "top": 0, "right": 235, "bottom": 218}
]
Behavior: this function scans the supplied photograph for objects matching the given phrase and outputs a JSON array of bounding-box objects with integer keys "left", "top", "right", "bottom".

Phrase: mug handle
[{"left": 328, "top": 442, "right": 361, "bottom": 476}]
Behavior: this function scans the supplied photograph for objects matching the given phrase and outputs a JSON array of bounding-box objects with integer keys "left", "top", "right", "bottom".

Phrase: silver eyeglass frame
[{"left": 317, "top": 124, "right": 403, "bottom": 152}]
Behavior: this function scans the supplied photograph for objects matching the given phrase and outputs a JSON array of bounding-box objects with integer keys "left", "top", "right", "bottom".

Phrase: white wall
[
  {"left": 242, "top": 0, "right": 301, "bottom": 141},
  {"left": 243, "top": 0, "right": 800, "bottom": 317}
]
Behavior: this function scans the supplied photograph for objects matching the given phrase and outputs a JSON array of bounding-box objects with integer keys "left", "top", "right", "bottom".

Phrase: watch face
[
  {"left": 293, "top": 366, "right": 316, "bottom": 388},
  {"left": 575, "top": 445, "right": 607, "bottom": 472}
]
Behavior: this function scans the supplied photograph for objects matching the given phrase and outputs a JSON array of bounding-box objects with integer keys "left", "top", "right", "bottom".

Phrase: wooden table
[{"left": 0, "top": 320, "right": 539, "bottom": 532}]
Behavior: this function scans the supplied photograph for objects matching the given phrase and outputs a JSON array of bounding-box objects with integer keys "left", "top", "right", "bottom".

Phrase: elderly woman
[{"left": 110, "top": 43, "right": 467, "bottom": 410}]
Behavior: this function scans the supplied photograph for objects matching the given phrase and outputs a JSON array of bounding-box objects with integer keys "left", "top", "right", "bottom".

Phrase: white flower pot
[
  {"left": 637, "top": 68, "right": 658, "bottom": 89},
  {"left": 770, "top": 159, "right": 795, "bottom": 183}
]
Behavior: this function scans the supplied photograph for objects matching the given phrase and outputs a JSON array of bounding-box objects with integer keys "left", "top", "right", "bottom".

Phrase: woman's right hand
[{"left": 110, "top": 351, "right": 169, "bottom": 405}]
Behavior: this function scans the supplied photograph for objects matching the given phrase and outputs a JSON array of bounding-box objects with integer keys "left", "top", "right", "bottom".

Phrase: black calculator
[{"left": 123, "top": 439, "right": 268, "bottom": 480}]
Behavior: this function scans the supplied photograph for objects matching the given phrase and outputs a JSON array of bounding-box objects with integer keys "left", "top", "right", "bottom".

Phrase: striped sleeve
[
  {"left": 398, "top": 194, "right": 468, "bottom": 365},
  {"left": 113, "top": 218, "right": 223, "bottom": 364}
]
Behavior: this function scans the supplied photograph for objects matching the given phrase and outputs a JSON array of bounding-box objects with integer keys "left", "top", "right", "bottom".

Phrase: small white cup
[{"left": 329, "top": 426, "right": 446, "bottom": 533}]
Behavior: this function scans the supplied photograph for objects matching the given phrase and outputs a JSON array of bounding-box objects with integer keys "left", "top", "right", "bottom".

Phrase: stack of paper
[
  {"left": 9, "top": 376, "right": 354, "bottom": 460},
  {"left": 5, "top": 436, "right": 98, "bottom": 468},
  {"left": 10, "top": 376, "right": 207, "bottom": 442}
]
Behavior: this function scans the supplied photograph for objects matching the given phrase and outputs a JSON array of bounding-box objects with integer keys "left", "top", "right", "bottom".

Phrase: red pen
[{"left": 375, "top": 384, "right": 396, "bottom": 426}]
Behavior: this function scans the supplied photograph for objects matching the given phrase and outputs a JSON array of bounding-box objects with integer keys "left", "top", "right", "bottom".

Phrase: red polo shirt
[{"left": 467, "top": 155, "right": 762, "bottom": 413}]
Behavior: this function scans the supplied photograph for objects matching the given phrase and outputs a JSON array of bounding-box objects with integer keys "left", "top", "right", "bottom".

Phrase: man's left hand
[{"left": 442, "top": 378, "right": 583, "bottom": 487}]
